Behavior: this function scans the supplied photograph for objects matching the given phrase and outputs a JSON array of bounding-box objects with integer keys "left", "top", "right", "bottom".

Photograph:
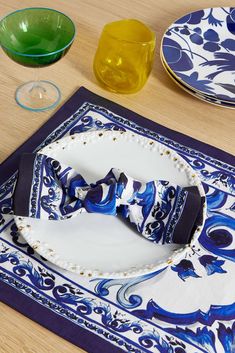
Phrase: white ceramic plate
[{"left": 14, "top": 130, "right": 206, "bottom": 278}]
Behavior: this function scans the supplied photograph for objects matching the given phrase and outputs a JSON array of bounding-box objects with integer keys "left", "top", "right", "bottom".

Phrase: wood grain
[{"left": 0, "top": 1, "right": 234, "bottom": 352}]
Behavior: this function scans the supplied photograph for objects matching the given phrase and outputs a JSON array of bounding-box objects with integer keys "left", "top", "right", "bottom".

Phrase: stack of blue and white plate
[{"left": 161, "top": 7, "right": 235, "bottom": 109}]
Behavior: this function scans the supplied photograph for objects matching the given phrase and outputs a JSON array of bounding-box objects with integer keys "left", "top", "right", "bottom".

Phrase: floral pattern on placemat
[{"left": 0, "top": 101, "right": 234, "bottom": 353}]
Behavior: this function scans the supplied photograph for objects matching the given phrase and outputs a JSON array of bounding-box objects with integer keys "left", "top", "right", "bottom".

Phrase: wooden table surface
[{"left": 0, "top": 0, "right": 234, "bottom": 352}]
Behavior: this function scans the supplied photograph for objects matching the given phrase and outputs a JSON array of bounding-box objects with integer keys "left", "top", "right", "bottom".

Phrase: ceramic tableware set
[
  {"left": 161, "top": 7, "right": 235, "bottom": 108},
  {"left": 0, "top": 6, "right": 234, "bottom": 279}
]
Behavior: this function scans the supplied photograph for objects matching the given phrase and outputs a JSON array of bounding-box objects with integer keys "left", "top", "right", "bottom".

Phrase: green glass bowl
[{"left": 0, "top": 7, "right": 76, "bottom": 68}]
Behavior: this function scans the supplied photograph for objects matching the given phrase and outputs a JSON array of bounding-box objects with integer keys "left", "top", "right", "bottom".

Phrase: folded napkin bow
[{"left": 14, "top": 153, "right": 203, "bottom": 244}]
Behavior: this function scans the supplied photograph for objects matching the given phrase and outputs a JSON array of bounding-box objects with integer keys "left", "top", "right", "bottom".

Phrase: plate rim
[
  {"left": 160, "top": 6, "right": 235, "bottom": 102},
  {"left": 160, "top": 51, "right": 235, "bottom": 109},
  {"left": 14, "top": 130, "right": 207, "bottom": 278}
]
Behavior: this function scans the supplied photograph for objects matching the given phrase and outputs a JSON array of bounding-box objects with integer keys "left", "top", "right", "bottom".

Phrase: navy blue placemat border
[
  {"left": 0, "top": 86, "right": 234, "bottom": 186},
  {"left": 0, "top": 280, "right": 126, "bottom": 353},
  {"left": 0, "top": 86, "right": 234, "bottom": 353}
]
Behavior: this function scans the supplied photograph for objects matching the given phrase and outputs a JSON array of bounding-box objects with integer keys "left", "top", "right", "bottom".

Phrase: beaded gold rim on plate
[{"left": 14, "top": 130, "right": 207, "bottom": 278}]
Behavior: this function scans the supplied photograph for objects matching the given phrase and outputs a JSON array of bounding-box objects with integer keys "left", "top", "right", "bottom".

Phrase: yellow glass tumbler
[{"left": 93, "top": 19, "right": 156, "bottom": 93}]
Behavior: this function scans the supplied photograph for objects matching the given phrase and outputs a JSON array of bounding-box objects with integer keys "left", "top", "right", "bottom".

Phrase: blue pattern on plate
[
  {"left": 162, "top": 57, "right": 235, "bottom": 107},
  {"left": 162, "top": 7, "right": 235, "bottom": 102}
]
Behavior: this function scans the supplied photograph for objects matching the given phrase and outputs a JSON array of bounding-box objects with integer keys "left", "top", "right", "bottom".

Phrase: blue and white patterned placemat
[{"left": 0, "top": 87, "right": 234, "bottom": 353}]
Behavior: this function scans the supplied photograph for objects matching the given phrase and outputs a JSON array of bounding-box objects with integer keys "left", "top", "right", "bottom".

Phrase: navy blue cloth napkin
[{"left": 13, "top": 153, "right": 203, "bottom": 244}]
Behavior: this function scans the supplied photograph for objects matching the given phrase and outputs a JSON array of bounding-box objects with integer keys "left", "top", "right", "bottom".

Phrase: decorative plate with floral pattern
[
  {"left": 161, "top": 7, "right": 235, "bottom": 103},
  {"left": 160, "top": 52, "right": 235, "bottom": 109}
]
